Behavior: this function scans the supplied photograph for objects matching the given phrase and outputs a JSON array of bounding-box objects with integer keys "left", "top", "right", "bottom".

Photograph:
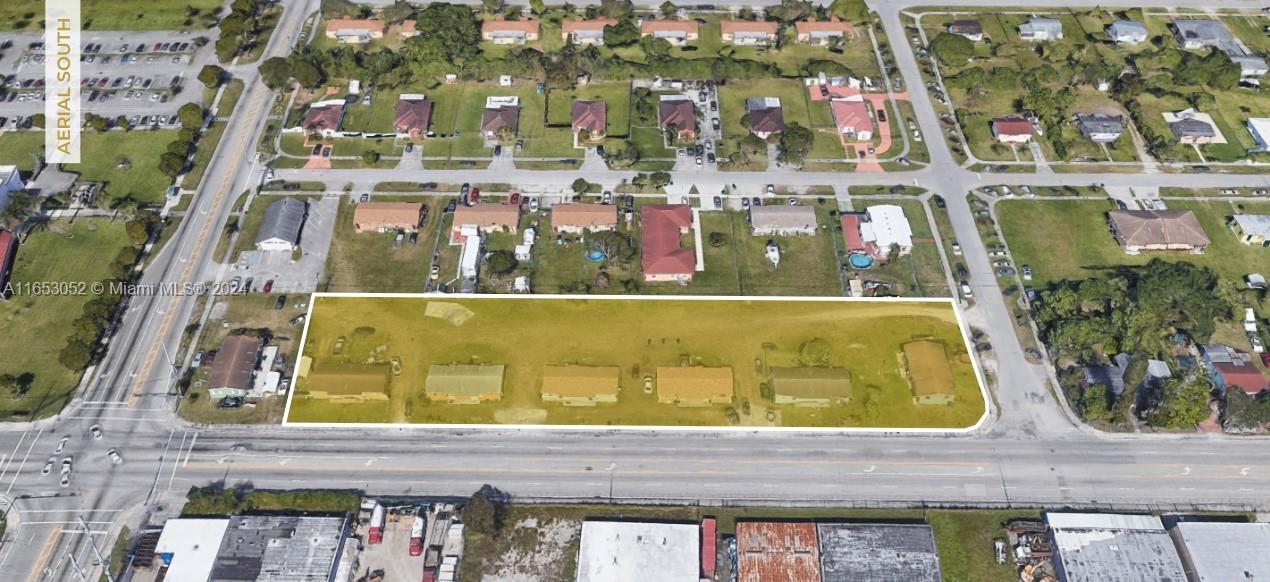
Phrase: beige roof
[
  {"left": 1108, "top": 210, "right": 1210, "bottom": 248},
  {"left": 796, "top": 18, "right": 852, "bottom": 35},
  {"left": 657, "top": 367, "right": 734, "bottom": 401},
  {"left": 541, "top": 366, "right": 621, "bottom": 398},
  {"left": 453, "top": 203, "right": 519, "bottom": 230},
  {"left": 772, "top": 367, "right": 852, "bottom": 400},
  {"left": 482, "top": 19, "right": 540, "bottom": 34},
  {"left": 551, "top": 203, "right": 617, "bottom": 230},
  {"left": 208, "top": 335, "right": 262, "bottom": 391},
  {"left": 720, "top": 20, "right": 779, "bottom": 35},
  {"left": 425, "top": 364, "right": 504, "bottom": 399},
  {"left": 903, "top": 341, "right": 954, "bottom": 397},
  {"left": 641, "top": 20, "right": 700, "bottom": 35},
  {"left": 326, "top": 18, "right": 384, "bottom": 33},
  {"left": 353, "top": 202, "right": 422, "bottom": 230},
  {"left": 562, "top": 18, "right": 617, "bottom": 34},
  {"left": 304, "top": 363, "right": 390, "bottom": 396}
]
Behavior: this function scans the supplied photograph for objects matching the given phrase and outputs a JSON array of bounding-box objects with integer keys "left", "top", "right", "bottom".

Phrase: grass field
[
  {"left": 0, "top": 0, "right": 222, "bottom": 31},
  {"left": 0, "top": 220, "right": 131, "bottom": 419},
  {"left": 0, "top": 130, "right": 177, "bottom": 204},
  {"left": 287, "top": 296, "right": 985, "bottom": 429},
  {"left": 322, "top": 196, "right": 442, "bottom": 293},
  {"left": 996, "top": 199, "right": 1270, "bottom": 287}
]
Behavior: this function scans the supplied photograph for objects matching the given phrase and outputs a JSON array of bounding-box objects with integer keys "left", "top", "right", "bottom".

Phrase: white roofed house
[
  {"left": 1018, "top": 18, "right": 1063, "bottom": 41},
  {"left": 1229, "top": 214, "right": 1270, "bottom": 246},
  {"left": 1248, "top": 118, "right": 1270, "bottom": 150},
  {"left": 1107, "top": 20, "right": 1147, "bottom": 45},
  {"left": 861, "top": 204, "right": 913, "bottom": 259},
  {"left": 0, "top": 165, "right": 24, "bottom": 213}
]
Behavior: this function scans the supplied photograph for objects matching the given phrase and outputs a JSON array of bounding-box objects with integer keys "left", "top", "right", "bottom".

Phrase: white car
[
  {"left": 107, "top": 449, "right": 123, "bottom": 465},
  {"left": 61, "top": 457, "right": 73, "bottom": 474},
  {"left": 60, "top": 474, "right": 71, "bottom": 488},
  {"left": 41, "top": 457, "right": 55, "bottom": 475},
  {"left": 951, "top": 242, "right": 962, "bottom": 256},
  {"left": 960, "top": 281, "right": 974, "bottom": 297},
  {"left": 55, "top": 436, "right": 69, "bottom": 454},
  {"left": 89, "top": 424, "right": 103, "bottom": 440}
]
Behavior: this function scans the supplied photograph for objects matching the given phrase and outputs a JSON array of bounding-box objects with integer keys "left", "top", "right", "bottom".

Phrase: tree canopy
[
  {"left": 930, "top": 32, "right": 974, "bottom": 67},
  {"left": 776, "top": 122, "right": 814, "bottom": 165}
]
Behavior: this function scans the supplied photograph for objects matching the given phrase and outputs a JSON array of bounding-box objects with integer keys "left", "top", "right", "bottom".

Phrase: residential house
[
  {"left": 830, "top": 98, "right": 873, "bottom": 140},
  {"left": 656, "top": 367, "right": 734, "bottom": 406},
  {"left": 1075, "top": 114, "right": 1125, "bottom": 143},
  {"left": 640, "top": 204, "right": 695, "bottom": 283},
  {"left": 1083, "top": 353, "right": 1130, "bottom": 396},
  {"left": 745, "top": 97, "right": 785, "bottom": 138},
  {"left": 749, "top": 205, "right": 818, "bottom": 236},
  {"left": 1107, "top": 20, "right": 1147, "bottom": 44},
  {"left": 303, "top": 363, "right": 390, "bottom": 402},
  {"left": 540, "top": 365, "right": 620, "bottom": 406},
  {"left": 424, "top": 364, "right": 504, "bottom": 403},
  {"left": 562, "top": 18, "right": 617, "bottom": 45},
  {"left": 1230, "top": 215, "right": 1270, "bottom": 246},
  {"left": 571, "top": 100, "right": 607, "bottom": 140},
  {"left": 481, "top": 96, "right": 521, "bottom": 139},
  {"left": 393, "top": 94, "right": 433, "bottom": 138},
  {"left": 352, "top": 202, "right": 424, "bottom": 233},
  {"left": 1171, "top": 19, "right": 1267, "bottom": 78},
  {"left": 481, "top": 19, "right": 540, "bottom": 45},
  {"left": 300, "top": 100, "right": 346, "bottom": 138},
  {"left": 902, "top": 340, "right": 956, "bottom": 405},
  {"left": 1232, "top": 55, "right": 1269, "bottom": 79},
  {"left": 639, "top": 20, "right": 699, "bottom": 46},
  {"left": 839, "top": 214, "right": 867, "bottom": 255},
  {"left": 452, "top": 203, "right": 520, "bottom": 234},
  {"left": 1018, "top": 18, "right": 1063, "bottom": 41},
  {"left": 255, "top": 198, "right": 306, "bottom": 252},
  {"left": 1247, "top": 118, "right": 1270, "bottom": 151},
  {"left": 0, "top": 230, "right": 17, "bottom": 300},
  {"left": 0, "top": 165, "right": 24, "bottom": 212},
  {"left": 324, "top": 18, "right": 384, "bottom": 44},
  {"left": 1164, "top": 109, "right": 1219, "bottom": 144},
  {"left": 658, "top": 96, "right": 697, "bottom": 141},
  {"left": 720, "top": 20, "right": 779, "bottom": 46},
  {"left": 861, "top": 204, "right": 913, "bottom": 259},
  {"left": 1200, "top": 344, "right": 1267, "bottom": 395},
  {"left": 991, "top": 116, "right": 1034, "bottom": 143},
  {"left": 1107, "top": 209, "right": 1210, "bottom": 254},
  {"left": 208, "top": 335, "right": 262, "bottom": 400},
  {"left": 947, "top": 20, "right": 983, "bottom": 42},
  {"left": 771, "top": 367, "right": 852, "bottom": 406},
  {"left": 795, "top": 18, "right": 851, "bottom": 45},
  {"left": 551, "top": 203, "right": 618, "bottom": 234},
  {"left": 400, "top": 20, "right": 418, "bottom": 39}
]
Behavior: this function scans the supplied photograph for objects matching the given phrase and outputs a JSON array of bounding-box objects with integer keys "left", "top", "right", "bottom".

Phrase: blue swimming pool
[{"left": 848, "top": 254, "right": 874, "bottom": 269}]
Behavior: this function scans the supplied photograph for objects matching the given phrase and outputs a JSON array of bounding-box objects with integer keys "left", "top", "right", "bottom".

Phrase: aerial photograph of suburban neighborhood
[{"left": 1, "top": 0, "right": 1270, "bottom": 580}]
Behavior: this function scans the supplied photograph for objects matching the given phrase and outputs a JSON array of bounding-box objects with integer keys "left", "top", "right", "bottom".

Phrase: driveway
[{"left": 231, "top": 195, "right": 338, "bottom": 293}]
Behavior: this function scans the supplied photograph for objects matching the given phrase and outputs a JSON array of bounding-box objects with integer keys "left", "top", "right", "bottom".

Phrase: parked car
[
  {"left": 89, "top": 425, "right": 103, "bottom": 440},
  {"left": 107, "top": 449, "right": 124, "bottom": 465},
  {"left": 933, "top": 195, "right": 946, "bottom": 208},
  {"left": 191, "top": 351, "right": 204, "bottom": 368},
  {"left": 1021, "top": 265, "right": 1032, "bottom": 281},
  {"left": 951, "top": 241, "right": 962, "bottom": 255},
  {"left": 262, "top": 279, "right": 274, "bottom": 293},
  {"left": 275, "top": 295, "right": 287, "bottom": 310},
  {"left": 960, "top": 281, "right": 973, "bottom": 297}
]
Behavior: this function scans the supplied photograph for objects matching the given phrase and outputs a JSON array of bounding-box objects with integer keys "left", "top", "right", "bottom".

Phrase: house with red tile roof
[
  {"left": 991, "top": 116, "right": 1034, "bottom": 143},
  {"left": 640, "top": 20, "right": 700, "bottom": 45},
  {"left": 300, "top": 99, "right": 346, "bottom": 138},
  {"left": 571, "top": 100, "right": 607, "bottom": 140},
  {"left": 720, "top": 20, "right": 779, "bottom": 45},
  {"left": 830, "top": 98, "right": 873, "bottom": 140},
  {"left": 562, "top": 18, "right": 617, "bottom": 45},
  {"left": 0, "top": 230, "right": 17, "bottom": 300},
  {"left": 453, "top": 204, "right": 520, "bottom": 234},
  {"left": 393, "top": 94, "right": 433, "bottom": 138},
  {"left": 400, "top": 20, "right": 418, "bottom": 39},
  {"left": 325, "top": 18, "right": 385, "bottom": 44},
  {"left": 481, "top": 19, "right": 540, "bottom": 45},
  {"left": 552, "top": 203, "right": 617, "bottom": 234},
  {"left": 795, "top": 18, "right": 852, "bottom": 45},
  {"left": 640, "top": 204, "right": 695, "bottom": 283}
]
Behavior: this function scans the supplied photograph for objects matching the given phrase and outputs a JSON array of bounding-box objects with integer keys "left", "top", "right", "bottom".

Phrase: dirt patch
[
  {"left": 480, "top": 518, "right": 581, "bottom": 582},
  {"left": 494, "top": 408, "right": 549, "bottom": 424},
  {"left": 424, "top": 301, "right": 476, "bottom": 326}
]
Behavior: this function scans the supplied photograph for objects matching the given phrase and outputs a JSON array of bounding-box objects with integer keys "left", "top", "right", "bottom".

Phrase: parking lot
[
  {"left": 0, "top": 30, "right": 216, "bottom": 127},
  {"left": 356, "top": 512, "right": 427, "bottom": 582},
  {"left": 230, "top": 196, "right": 339, "bottom": 294},
  {"left": 670, "top": 81, "right": 723, "bottom": 172}
]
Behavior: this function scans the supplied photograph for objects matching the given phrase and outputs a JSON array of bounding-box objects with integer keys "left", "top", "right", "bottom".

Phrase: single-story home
[
  {"left": 300, "top": 100, "right": 346, "bottom": 138},
  {"left": 481, "top": 96, "right": 521, "bottom": 139},
  {"left": 481, "top": 19, "right": 540, "bottom": 45},
  {"left": 640, "top": 204, "right": 695, "bottom": 283},
  {"left": 795, "top": 18, "right": 851, "bottom": 45},
  {"left": 991, "top": 116, "right": 1034, "bottom": 143},
  {"left": 656, "top": 367, "right": 734, "bottom": 407},
  {"left": 658, "top": 96, "right": 697, "bottom": 141},
  {"left": 1107, "top": 20, "right": 1147, "bottom": 44},
  {"left": 902, "top": 340, "right": 956, "bottom": 405},
  {"left": 325, "top": 18, "right": 384, "bottom": 44},
  {"left": 1018, "top": 18, "right": 1063, "bottom": 41},
  {"left": 255, "top": 198, "right": 306, "bottom": 252},
  {"left": 830, "top": 98, "right": 873, "bottom": 140},
  {"left": 720, "top": 20, "right": 779, "bottom": 46},
  {"left": 771, "top": 367, "right": 852, "bottom": 406},
  {"left": 1171, "top": 19, "right": 1236, "bottom": 50},
  {"left": 452, "top": 203, "right": 520, "bottom": 234},
  {"left": 640, "top": 20, "right": 700, "bottom": 45},
  {"left": 1229, "top": 214, "right": 1270, "bottom": 246},
  {"left": 1082, "top": 353, "right": 1131, "bottom": 396},
  {"left": 745, "top": 97, "right": 785, "bottom": 139},
  {"left": 1164, "top": 109, "right": 1221, "bottom": 144},
  {"left": 0, "top": 165, "right": 24, "bottom": 213},
  {"left": 749, "top": 205, "right": 818, "bottom": 236},
  {"left": 948, "top": 20, "right": 983, "bottom": 42},
  {"left": 1247, "top": 118, "right": 1270, "bottom": 151},
  {"left": 353, "top": 202, "right": 424, "bottom": 233},
  {"left": 1075, "top": 113, "right": 1125, "bottom": 143},
  {"left": 425, "top": 364, "right": 505, "bottom": 403},
  {"left": 208, "top": 335, "right": 263, "bottom": 400},
  {"left": 400, "top": 20, "right": 418, "bottom": 39},
  {"left": 303, "top": 362, "right": 390, "bottom": 402},
  {"left": 394, "top": 94, "right": 434, "bottom": 138},
  {"left": 540, "top": 365, "right": 620, "bottom": 406},
  {"left": 861, "top": 204, "right": 913, "bottom": 259},
  {"left": 1107, "top": 209, "right": 1210, "bottom": 254},
  {"left": 1201, "top": 344, "right": 1267, "bottom": 395},
  {"left": 551, "top": 203, "right": 618, "bottom": 234},
  {"left": 571, "top": 99, "right": 607, "bottom": 140},
  {"left": 0, "top": 229, "right": 19, "bottom": 300},
  {"left": 561, "top": 18, "right": 617, "bottom": 45}
]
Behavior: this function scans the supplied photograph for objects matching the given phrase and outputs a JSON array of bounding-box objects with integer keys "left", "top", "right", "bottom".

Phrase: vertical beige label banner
[{"left": 45, "top": 0, "right": 81, "bottom": 164}]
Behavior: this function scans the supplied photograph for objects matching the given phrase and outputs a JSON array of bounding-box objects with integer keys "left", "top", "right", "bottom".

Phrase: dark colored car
[
  {"left": 933, "top": 195, "right": 946, "bottom": 208},
  {"left": 275, "top": 295, "right": 287, "bottom": 310}
]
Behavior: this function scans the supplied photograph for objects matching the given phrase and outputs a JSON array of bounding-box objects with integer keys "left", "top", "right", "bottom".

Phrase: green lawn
[
  {"left": 997, "top": 199, "right": 1270, "bottom": 287},
  {"left": 930, "top": 509, "right": 1042, "bottom": 582},
  {"left": 0, "top": 130, "right": 177, "bottom": 205},
  {"left": 322, "top": 196, "right": 441, "bottom": 292},
  {"left": 0, "top": 0, "right": 221, "bottom": 31},
  {"left": 718, "top": 79, "right": 818, "bottom": 151},
  {"left": 291, "top": 295, "right": 984, "bottom": 428},
  {"left": 853, "top": 200, "right": 951, "bottom": 297},
  {"left": 0, "top": 220, "right": 131, "bottom": 419},
  {"left": 545, "top": 82, "right": 633, "bottom": 138},
  {"left": 728, "top": 208, "right": 842, "bottom": 296}
]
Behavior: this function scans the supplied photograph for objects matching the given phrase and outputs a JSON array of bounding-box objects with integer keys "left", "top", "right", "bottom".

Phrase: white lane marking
[
  {"left": 6, "top": 428, "right": 43, "bottom": 495},
  {"left": 181, "top": 432, "right": 199, "bottom": 467}
]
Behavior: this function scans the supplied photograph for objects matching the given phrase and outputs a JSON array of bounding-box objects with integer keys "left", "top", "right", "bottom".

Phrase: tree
[
  {"left": 1079, "top": 384, "right": 1114, "bottom": 423},
  {"left": 1224, "top": 389, "right": 1270, "bottom": 433},
  {"left": 29, "top": 113, "right": 45, "bottom": 128},
  {"left": 659, "top": 1, "right": 678, "bottom": 19},
  {"left": 603, "top": 19, "right": 640, "bottom": 47},
  {"left": 590, "top": 230, "right": 636, "bottom": 262},
  {"left": 708, "top": 231, "right": 728, "bottom": 247},
  {"left": 88, "top": 114, "right": 109, "bottom": 132},
  {"left": 362, "top": 151, "right": 380, "bottom": 165},
  {"left": 528, "top": 0, "right": 546, "bottom": 17},
  {"left": 799, "top": 338, "right": 831, "bottom": 366},
  {"left": 115, "top": 115, "right": 131, "bottom": 131},
  {"left": 289, "top": 58, "right": 323, "bottom": 88},
  {"left": 640, "top": 34, "right": 673, "bottom": 59},
  {"left": 177, "top": 103, "right": 206, "bottom": 129},
  {"left": 827, "top": 0, "right": 869, "bottom": 22},
  {"left": 930, "top": 32, "right": 974, "bottom": 66},
  {"left": 1, "top": 190, "right": 40, "bottom": 223},
  {"left": 776, "top": 122, "right": 814, "bottom": 165},
  {"left": 258, "top": 57, "right": 292, "bottom": 89},
  {"left": 0, "top": 372, "right": 35, "bottom": 399},
  {"left": 1146, "top": 378, "right": 1212, "bottom": 429},
  {"left": 198, "top": 64, "right": 226, "bottom": 88},
  {"left": 158, "top": 152, "right": 187, "bottom": 178},
  {"left": 571, "top": 178, "right": 591, "bottom": 195},
  {"left": 486, "top": 250, "right": 519, "bottom": 276},
  {"left": 481, "top": 0, "right": 503, "bottom": 14},
  {"left": 598, "top": 0, "right": 634, "bottom": 20},
  {"left": 767, "top": 0, "right": 813, "bottom": 24}
]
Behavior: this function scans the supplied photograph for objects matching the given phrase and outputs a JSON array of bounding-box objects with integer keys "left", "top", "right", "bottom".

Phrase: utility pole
[{"left": 80, "top": 515, "right": 116, "bottom": 582}]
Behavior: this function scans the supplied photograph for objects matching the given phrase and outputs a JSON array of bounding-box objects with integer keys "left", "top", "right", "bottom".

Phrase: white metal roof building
[
  {"left": 862, "top": 204, "right": 913, "bottom": 257},
  {"left": 575, "top": 521, "right": 700, "bottom": 582},
  {"left": 1046, "top": 513, "right": 1187, "bottom": 582},
  {"left": 1248, "top": 118, "right": 1270, "bottom": 151},
  {"left": 156, "top": 518, "right": 231, "bottom": 582},
  {"left": 1169, "top": 521, "right": 1270, "bottom": 581}
]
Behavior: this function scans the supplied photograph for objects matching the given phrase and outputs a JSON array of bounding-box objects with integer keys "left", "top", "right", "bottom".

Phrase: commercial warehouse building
[
  {"left": 1046, "top": 513, "right": 1186, "bottom": 582},
  {"left": 1169, "top": 521, "right": 1270, "bottom": 581},
  {"left": 154, "top": 516, "right": 351, "bottom": 582},
  {"left": 301, "top": 362, "right": 391, "bottom": 402},
  {"left": 817, "top": 523, "right": 942, "bottom": 582},
  {"left": 575, "top": 521, "right": 700, "bottom": 582},
  {"left": 736, "top": 521, "right": 821, "bottom": 582}
]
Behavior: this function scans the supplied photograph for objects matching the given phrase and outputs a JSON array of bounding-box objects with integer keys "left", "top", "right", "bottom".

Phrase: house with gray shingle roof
[
  {"left": 1107, "top": 20, "right": 1147, "bottom": 44},
  {"left": 255, "top": 198, "right": 306, "bottom": 252}
]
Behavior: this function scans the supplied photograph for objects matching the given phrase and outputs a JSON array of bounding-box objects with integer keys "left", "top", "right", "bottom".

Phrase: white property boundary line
[{"left": 281, "top": 293, "right": 994, "bottom": 434}]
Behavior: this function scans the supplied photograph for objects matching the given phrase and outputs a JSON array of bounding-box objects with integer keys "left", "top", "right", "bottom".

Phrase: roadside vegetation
[{"left": 182, "top": 485, "right": 361, "bottom": 516}]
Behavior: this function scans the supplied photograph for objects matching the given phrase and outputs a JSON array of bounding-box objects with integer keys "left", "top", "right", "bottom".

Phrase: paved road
[{"left": 4, "top": 0, "right": 1270, "bottom": 579}]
